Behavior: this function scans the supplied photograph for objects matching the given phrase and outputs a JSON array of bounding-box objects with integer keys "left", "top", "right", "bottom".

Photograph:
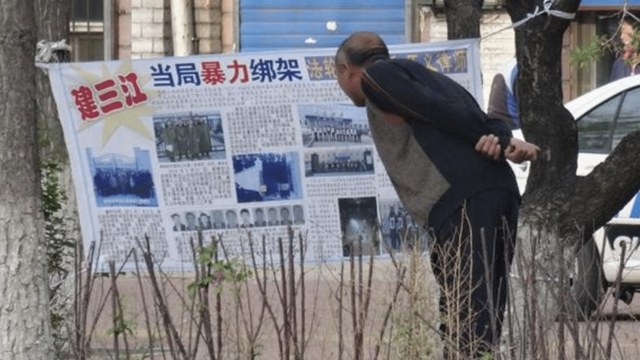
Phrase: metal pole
[
  {"left": 104, "top": 0, "right": 113, "bottom": 60},
  {"left": 171, "top": 0, "right": 195, "bottom": 56},
  {"left": 190, "top": 0, "right": 199, "bottom": 54}
]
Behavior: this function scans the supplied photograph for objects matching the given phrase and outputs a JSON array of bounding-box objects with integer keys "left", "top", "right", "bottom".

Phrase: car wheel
[{"left": 562, "top": 238, "right": 605, "bottom": 321}]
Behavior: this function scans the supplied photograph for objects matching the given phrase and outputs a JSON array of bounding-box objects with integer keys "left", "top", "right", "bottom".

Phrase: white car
[{"left": 510, "top": 74, "right": 640, "bottom": 315}]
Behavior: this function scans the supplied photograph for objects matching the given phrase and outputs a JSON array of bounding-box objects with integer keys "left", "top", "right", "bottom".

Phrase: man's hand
[
  {"left": 475, "top": 134, "right": 501, "bottom": 160},
  {"left": 504, "top": 138, "right": 540, "bottom": 163},
  {"left": 475, "top": 135, "right": 540, "bottom": 163}
]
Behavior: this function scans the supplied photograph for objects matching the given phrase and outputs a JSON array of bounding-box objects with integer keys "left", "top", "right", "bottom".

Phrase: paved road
[
  {"left": 584, "top": 288, "right": 640, "bottom": 359},
  {"left": 85, "top": 264, "right": 640, "bottom": 359}
]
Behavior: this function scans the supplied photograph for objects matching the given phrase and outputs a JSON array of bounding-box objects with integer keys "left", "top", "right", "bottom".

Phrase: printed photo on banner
[
  {"left": 224, "top": 209, "right": 239, "bottom": 228},
  {"left": 87, "top": 147, "right": 158, "bottom": 207},
  {"left": 378, "top": 199, "right": 429, "bottom": 253},
  {"left": 253, "top": 207, "right": 267, "bottom": 227},
  {"left": 304, "top": 148, "right": 374, "bottom": 177},
  {"left": 261, "top": 204, "right": 306, "bottom": 227},
  {"left": 263, "top": 205, "right": 305, "bottom": 227},
  {"left": 170, "top": 204, "right": 306, "bottom": 232},
  {"left": 292, "top": 205, "right": 305, "bottom": 225},
  {"left": 172, "top": 209, "right": 238, "bottom": 232},
  {"left": 211, "top": 210, "right": 227, "bottom": 229},
  {"left": 298, "top": 103, "right": 372, "bottom": 148},
  {"left": 338, "top": 197, "right": 379, "bottom": 257},
  {"left": 152, "top": 112, "right": 226, "bottom": 163},
  {"left": 197, "top": 212, "right": 213, "bottom": 230},
  {"left": 233, "top": 152, "right": 303, "bottom": 203},
  {"left": 276, "top": 205, "right": 305, "bottom": 226}
]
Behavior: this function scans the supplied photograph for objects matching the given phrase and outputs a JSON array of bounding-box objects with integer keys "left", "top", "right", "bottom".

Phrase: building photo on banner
[{"left": 47, "top": 39, "right": 482, "bottom": 270}]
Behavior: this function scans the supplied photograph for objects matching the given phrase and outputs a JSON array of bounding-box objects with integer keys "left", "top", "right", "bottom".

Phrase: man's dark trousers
[{"left": 430, "top": 188, "right": 519, "bottom": 359}]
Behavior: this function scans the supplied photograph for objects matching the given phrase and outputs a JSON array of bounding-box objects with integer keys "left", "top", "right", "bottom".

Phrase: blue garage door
[
  {"left": 579, "top": 0, "right": 640, "bottom": 8},
  {"left": 240, "top": 0, "right": 407, "bottom": 52}
]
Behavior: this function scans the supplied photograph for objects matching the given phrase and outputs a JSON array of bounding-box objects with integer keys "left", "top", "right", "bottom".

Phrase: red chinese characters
[
  {"left": 227, "top": 60, "right": 250, "bottom": 84},
  {"left": 201, "top": 61, "right": 226, "bottom": 85},
  {"left": 70, "top": 71, "right": 148, "bottom": 121},
  {"left": 71, "top": 85, "right": 100, "bottom": 121},
  {"left": 118, "top": 72, "right": 148, "bottom": 106},
  {"left": 94, "top": 79, "right": 123, "bottom": 114}
]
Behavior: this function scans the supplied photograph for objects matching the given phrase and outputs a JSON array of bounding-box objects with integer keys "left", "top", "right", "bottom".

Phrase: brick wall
[
  {"left": 129, "top": 0, "right": 223, "bottom": 59},
  {"left": 480, "top": 11, "right": 517, "bottom": 109},
  {"left": 130, "top": 0, "right": 170, "bottom": 59},
  {"left": 194, "top": 0, "right": 223, "bottom": 54}
]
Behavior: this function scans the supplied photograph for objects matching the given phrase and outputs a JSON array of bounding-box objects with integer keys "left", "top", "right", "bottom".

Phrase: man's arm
[
  {"left": 362, "top": 59, "right": 514, "bottom": 151},
  {"left": 475, "top": 134, "right": 539, "bottom": 163}
]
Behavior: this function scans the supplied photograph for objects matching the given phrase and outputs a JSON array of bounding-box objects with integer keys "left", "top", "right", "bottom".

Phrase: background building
[{"left": 70, "top": 0, "right": 640, "bottom": 106}]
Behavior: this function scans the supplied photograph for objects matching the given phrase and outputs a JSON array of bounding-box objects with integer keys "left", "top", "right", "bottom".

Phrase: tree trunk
[
  {"left": 35, "top": 0, "right": 77, "bottom": 235},
  {"left": 35, "top": 0, "right": 78, "bottom": 256},
  {"left": 35, "top": 0, "right": 77, "bottom": 356},
  {"left": 500, "top": 1, "right": 581, "bottom": 358},
  {"left": 36, "top": 0, "right": 71, "bottom": 162},
  {"left": 502, "top": 0, "right": 640, "bottom": 358},
  {"left": 0, "top": 1, "right": 52, "bottom": 359},
  {"left": 444, "top": 0, "right": 484, "bottom": 39}
]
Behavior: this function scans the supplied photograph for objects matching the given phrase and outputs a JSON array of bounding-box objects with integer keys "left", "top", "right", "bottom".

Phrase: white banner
[{"left": 48, "top": 39, "right": 482, "bottom": 270}]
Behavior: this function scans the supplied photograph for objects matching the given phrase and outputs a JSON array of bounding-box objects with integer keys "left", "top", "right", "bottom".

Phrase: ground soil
[{"left": 74, "top": 257, "right": 640, "bottom": 360}]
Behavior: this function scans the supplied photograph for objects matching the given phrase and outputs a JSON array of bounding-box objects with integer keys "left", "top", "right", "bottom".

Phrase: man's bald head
[
  {"left": 335, "top": 32, "right": 389, "bottom": 107},
  {"left": 335, "top": 32, "right": 390, "bottom": 67}
]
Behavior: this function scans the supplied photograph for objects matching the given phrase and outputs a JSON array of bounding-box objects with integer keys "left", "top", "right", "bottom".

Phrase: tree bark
[
  {"left": 444, "top": 0, "right": 484, "bottom": 39},
  {"left": 35, "top": 1, "right": 77, "bottom": 356},
  {"left": 501, "top": 1, "right": 580, "bottom": 358},
  {"left": 35, "top": 0, "right": 76, "bottom": 219},
  {"left": 0, "top": 0, "right": 52, "bottom": 359},
  {"left": 36, "top": 0, "right": 71, "bottom": 162},
  {"left": 35, "top": 0, "right": 78, "bottom": 252},
  {"left": 508, "top": 0, "right": 580, "bottom": 194}
]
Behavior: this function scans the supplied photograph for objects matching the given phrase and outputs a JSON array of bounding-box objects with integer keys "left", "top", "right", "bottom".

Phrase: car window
[
  {"left": 577, "top": 93, "right": 623, "bottom": 154},
  {"left": 612, "top": 87, "right": 640, "bottom": 150}
]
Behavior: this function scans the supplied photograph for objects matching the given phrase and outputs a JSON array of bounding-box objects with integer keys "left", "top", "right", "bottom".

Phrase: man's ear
[
  {"left": 347, "top": 66, "right": 362, "bottom": 82},
  {"left": 336, "top": 63, "right": 350, "bottom": 79}
]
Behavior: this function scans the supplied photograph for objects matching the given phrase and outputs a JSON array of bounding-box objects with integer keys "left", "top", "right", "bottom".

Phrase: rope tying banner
[
  {"left": 482, "top": 0, "right": 576, "bottom": 40},
  {"left": 35, "top": 39, "right": 72, "bottom": 63},
  {"left": 512, "top": 0, "right": 576, "bottom": 29}
]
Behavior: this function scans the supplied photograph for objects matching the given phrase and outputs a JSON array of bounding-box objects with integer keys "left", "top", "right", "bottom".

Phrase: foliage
[
  {"left": 392, "top": 319, "right": 435, "bottom": 359},
  {"left": 570, "top": 18, "right": 640, "bottom": 70},
  {"left": 187, "top": 242, "right": 254, "bottom": 297},
  {"left": 106, "top": 319, "right": 135, "bottom": 337},
  {"left": 41, "top": 159, "right": 75, "bottom": 357},
  {"left": 106, "top": 297, "right": 136, "bottom": 337},
  {"left": 570, "top": 34, "right": 611, "bottom": 70},
  {"left": 42, "top": 161, "right": 75, "bottom": 276}
]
